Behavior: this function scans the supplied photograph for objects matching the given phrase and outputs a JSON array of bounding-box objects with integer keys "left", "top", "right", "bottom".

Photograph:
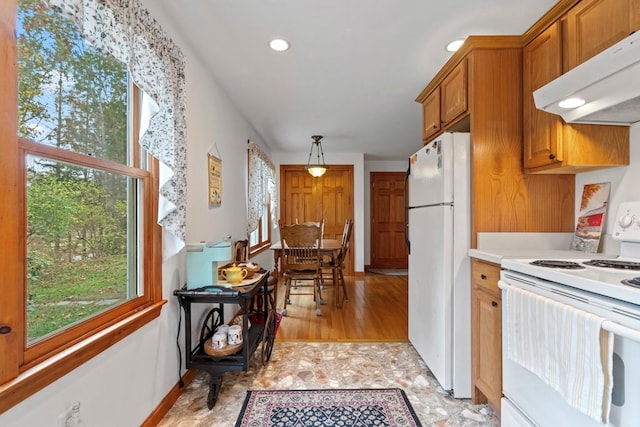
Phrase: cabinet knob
[
  {"left": 432, "top": 124, "right": 438, "bottom": 129},
  {"left": 491, "top": 301, "right": 498, "bottom": 307},
  {"left": 480, "top": 274, "right": 487, "bottom": 280},
  {"left": 0, "top": 325, "right": 11, "bottom": 334},
  {"left": 549, "top": 153, "right": 556, "bottom": 160}
]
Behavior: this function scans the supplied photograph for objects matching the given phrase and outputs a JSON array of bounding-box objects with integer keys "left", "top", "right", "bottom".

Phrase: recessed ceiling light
[
  {"left": 558, "top": 97, "right": 586, "bottom": 109},
  {"left": 446, "top": 39, "right": 465, "bottom": 52},
  {"left": 269, "top": 39, "right": 290, "bottom": 52}
]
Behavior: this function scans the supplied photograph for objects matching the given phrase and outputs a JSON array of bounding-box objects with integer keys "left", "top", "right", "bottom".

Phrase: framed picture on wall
[
  {"left": 208, "top": 154, "right": 222, "bottom": 205},
  {"left": 572, "top": 182, "right": 610, "bottom": 252}
]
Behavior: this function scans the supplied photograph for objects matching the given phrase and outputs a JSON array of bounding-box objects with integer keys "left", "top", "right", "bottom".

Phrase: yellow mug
[{"left": 221, "top": 265, "right": 248, "bottom": 284}]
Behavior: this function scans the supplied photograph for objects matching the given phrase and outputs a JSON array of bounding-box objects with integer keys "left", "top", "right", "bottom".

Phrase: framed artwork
[
  {"left": 571, "top": 182, "right": 610, "bottom": 252},
  {"left": 208, "top": 154, "right": 222, "bottom": 205}
]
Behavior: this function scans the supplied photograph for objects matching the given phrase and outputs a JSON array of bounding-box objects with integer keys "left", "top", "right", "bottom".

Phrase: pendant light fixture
[{"left": 306, "top": 135, "right": 328, "bottom": 177}]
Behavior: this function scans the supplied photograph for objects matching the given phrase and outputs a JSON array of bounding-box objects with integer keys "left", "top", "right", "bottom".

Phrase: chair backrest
[
  {"left": 340, "top": 219, "right": 353, "bottom": 247},
  {"left": 279, "top": 222, "right": 322, "bottom": 273},
  {"left": 337, "top": 219, "right": 354, "bottom": 264},
  {"left": 233, "top": 239, "right": 248, "bottom": 264},
  {"left": 295, "top": 219, "right": 324, "bottom": 238}
]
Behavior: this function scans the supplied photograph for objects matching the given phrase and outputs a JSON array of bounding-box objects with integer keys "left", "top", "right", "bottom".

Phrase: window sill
[
  {"left": 249, "top": 241, "right": 272, "bottom": 258},
  {"left": 0, "top": 300, "right": 167, "bottom": 415}
]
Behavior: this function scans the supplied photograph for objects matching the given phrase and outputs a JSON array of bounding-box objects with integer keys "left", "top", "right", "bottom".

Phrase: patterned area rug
[{"left": 235, "top": 388, "right": 422, "bottom": 427}]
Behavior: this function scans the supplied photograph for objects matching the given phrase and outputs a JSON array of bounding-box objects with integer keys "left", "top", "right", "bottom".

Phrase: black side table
[{"left": 173, "top": 271, "right": 276, "bottom": 408}]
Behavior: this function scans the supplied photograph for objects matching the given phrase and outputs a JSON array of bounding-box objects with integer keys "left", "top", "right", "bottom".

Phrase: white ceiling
[{"left": 153, "top": 0, "right": 557, "bottom": 160}]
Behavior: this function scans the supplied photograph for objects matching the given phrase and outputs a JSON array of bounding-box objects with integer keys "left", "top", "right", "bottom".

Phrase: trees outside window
[{"left": 0, "top": 0, "right": 163, "bottom": 412}]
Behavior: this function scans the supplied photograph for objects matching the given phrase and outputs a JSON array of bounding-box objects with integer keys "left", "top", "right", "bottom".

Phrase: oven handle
[
  {"left": 602, "top": 320, "right": 640, "bottom": 343},
  {"left": 499, "top": 280, "right": 640, "bottom": 343}
]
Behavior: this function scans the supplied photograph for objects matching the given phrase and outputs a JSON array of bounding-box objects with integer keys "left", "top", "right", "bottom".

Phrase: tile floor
[{"left": 158, "top": 342, "right": 499, "bottom": 426}]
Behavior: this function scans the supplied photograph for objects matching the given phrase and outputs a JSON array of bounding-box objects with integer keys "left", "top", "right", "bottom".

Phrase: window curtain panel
[
  {"left": 247, "top": 141, "right": 276, "bottom": 235},
  {"left": 46, "top": 0, "right": 187, "bottom": 259}
]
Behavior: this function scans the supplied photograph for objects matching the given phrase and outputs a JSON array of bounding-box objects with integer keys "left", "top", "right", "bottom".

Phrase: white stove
[
  {"left": 502, "top": 201, "right": 640, "bottom": 307},
  {"left": 501, "top": 257, "right": 640, "bottom": 306},
  {"left": 499, "top": 202, "right": 640, "bottom": 427}
]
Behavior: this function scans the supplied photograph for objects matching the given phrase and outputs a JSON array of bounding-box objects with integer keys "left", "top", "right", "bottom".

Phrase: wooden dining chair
[
  {"left": 331, "top": 219, "right": 353, "bottom": 306},
  {"left": 278, "top": 221, "right": 323, "bottom": 316},
  {"left": 233, "top": 239, "right": 248, "bottom": 264}
]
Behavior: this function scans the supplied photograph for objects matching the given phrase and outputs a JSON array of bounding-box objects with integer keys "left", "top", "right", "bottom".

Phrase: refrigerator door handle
[{"left": 404, "top": 166, "right": 410, "bottom": 254}]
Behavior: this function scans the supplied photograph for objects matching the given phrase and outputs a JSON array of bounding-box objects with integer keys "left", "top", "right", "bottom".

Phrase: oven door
[{"left": 501, "top": 272, "right": 640, "bottom": 427}]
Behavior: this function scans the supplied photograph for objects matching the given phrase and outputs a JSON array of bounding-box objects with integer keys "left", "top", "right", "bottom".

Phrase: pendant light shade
[{"left": 306, "top": 135, "right": 328, "bottom": 177}]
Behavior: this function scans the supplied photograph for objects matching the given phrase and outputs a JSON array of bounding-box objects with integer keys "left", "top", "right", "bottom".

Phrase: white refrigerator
[{"left": 404, "top": 132, "right": 471, "bottom": 398}]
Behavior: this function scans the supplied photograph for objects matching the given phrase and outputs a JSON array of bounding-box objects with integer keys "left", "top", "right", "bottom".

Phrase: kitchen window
[
  {"left": 0, "top": 0, "right": 180, "bottom": 413},
  {"left": 247, "top": 141, "right": 276, "bottom": 256}
]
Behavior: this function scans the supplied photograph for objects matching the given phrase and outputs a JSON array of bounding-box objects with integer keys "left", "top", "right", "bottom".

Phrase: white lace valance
[
  {"left": 46, "top": 0, "right": 187, "bottom": 259},
  {"left": 247, "top": 141, "right": 276, "bottom": 235}
]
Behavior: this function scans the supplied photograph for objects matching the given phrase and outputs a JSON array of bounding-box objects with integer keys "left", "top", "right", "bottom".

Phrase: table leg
[{"left": 207, "top": 375, "right": 222, "bottom": 409}]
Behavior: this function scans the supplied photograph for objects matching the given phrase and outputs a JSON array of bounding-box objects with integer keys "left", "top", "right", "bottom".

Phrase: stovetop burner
[
  {"left": 583, "top": 259, "right": 640, "bottom": 270},
  {"left": 529, "top": 260, "right": 586, "bottom": 269},
  {"left": 622, "top": 277, "right": 640, "bottom": 288}
]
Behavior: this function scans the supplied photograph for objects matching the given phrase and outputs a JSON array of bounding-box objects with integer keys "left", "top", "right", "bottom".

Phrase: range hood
[{"left": 533, "top": 32, "right": 640, "bottom": 126}]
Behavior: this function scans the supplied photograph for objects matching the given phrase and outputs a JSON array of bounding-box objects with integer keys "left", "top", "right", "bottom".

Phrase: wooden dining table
[{"left": 270, "top": 239, "right": 344, "bottom": 307}]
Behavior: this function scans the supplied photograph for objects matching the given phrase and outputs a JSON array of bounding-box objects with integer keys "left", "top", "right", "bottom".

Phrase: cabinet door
[
  {"left": 422, "top": 88, "right": 440, "bottom": 142},
  {"left": 474, "top": 288, "right": 502, "bottom": 412},
  {"left": 566, "top": 0, "right": 640, "bottom": 70},
  {"left": 523, "top": 22, "right": 563, "bottom": 169},
  {"left": 440, "top": 59, "right": 467, "bottom": 125}
]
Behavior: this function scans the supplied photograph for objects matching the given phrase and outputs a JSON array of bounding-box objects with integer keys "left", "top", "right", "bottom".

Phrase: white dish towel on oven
[{"left": 503, "top": 282, "right": 614, "bottom": 424}]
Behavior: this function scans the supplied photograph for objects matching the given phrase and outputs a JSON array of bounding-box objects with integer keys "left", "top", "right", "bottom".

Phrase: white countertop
[
  {"left": 468, "top": 232, "right": 617, "bottom": 264},
  {"left": 468, "top": 248, "right": 608, "bottom": 264}
]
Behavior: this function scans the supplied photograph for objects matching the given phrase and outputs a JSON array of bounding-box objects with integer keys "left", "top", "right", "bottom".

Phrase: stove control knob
[{"left": 618, "top": 213, "right": 633, "bottom": 228}]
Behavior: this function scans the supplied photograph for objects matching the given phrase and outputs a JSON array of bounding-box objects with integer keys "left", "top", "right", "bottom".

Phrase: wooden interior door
[
  {"left": 280, "top": 165, "right": 354, "bottom": 275},
  {"left": 370, "top": 172, "right": 408, "bottom": 269}
]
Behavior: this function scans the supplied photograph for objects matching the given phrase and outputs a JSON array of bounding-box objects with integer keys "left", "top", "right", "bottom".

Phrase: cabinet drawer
[{"left": 471, "top": 258, "right": 500, "bottom": 295}]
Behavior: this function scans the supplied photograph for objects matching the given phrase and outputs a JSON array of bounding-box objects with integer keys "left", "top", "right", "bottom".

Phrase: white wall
[
  {"left": 363, "top": 160, "right": 408, "bottom": 265},
  {"left": 0, "top": 2, "right": 270, "bottom": 425},
  {"left": 575, "top": 123, "right": 640, "bottom": 254}
]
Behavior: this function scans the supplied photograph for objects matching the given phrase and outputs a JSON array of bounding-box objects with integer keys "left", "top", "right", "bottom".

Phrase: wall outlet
[
  {"left": 57, "top": 402, "right": 81, "bottom": 427},
  {"left": 57, "top": 408, "right": 72, "bottom": 427}
]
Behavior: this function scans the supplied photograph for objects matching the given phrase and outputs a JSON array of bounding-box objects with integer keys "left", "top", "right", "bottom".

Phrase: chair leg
[
  {"left": 282, "top": 278, "right": 291, "bottom": 316},
  {"left": 332, "top": 266, "right": 340, "bottom": 308},
  {"left": 315, "top": 278, "right": 322, "bottom": 316},
  {"left": 316, "top": 277, "right": 323, "bottom": 305},
  {"left": 339, "top": 268, "right": 348, "bottom": 302}
]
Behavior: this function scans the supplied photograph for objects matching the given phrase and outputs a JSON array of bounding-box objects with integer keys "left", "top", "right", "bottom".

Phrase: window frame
[
  {"left": 0, "top": 2, "right": 164, "bottom": 414},
  {"left": 248, "top": 191, "right": 272, "bottom": 256},
  {"left": 247, "top": 145, "right": 275, "bottom": 257}
]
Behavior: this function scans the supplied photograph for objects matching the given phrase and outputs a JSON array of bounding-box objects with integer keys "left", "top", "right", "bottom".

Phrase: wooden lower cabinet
[{"left": 471, "top": 258, "right": 502, "bottom": 413}]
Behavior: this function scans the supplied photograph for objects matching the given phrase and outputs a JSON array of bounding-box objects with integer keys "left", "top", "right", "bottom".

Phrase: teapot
[{"left": 221, "top": 264, "right": 248, "bottom": 284}]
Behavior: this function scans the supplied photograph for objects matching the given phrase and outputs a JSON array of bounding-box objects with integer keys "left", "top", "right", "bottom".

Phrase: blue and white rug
[{"left": 235, "top": 388, "right": 422, "bottom": 426}]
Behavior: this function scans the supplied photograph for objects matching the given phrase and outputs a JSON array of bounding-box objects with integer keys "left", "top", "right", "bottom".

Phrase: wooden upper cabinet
[
  {"left": 440, "top": 59, "right": 468, "bottom": 125},
  {"left": 565, "top": 0, "right": 640, "bottom": 70},
  {"left": 523, "top": 6, "right": 630, "bottom": 174},
  {"left": 422, "top": 88, "right": 441, "bottom": 142},
  {"left": 523, "top": 22, "right": 564, "bottom": 170},
  {"left": 420, "top": 59, "right": 468, "bottom": 143}
]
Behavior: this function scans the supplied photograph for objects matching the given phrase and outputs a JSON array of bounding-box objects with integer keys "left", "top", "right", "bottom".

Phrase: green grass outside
[{"left": 27, "top": 254, "right": 128, "bottom": 342}]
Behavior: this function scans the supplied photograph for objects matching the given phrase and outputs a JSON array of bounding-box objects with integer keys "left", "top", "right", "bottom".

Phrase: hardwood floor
[{"left": 274, "top": 272, "right": 408, "bottom": 342}]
